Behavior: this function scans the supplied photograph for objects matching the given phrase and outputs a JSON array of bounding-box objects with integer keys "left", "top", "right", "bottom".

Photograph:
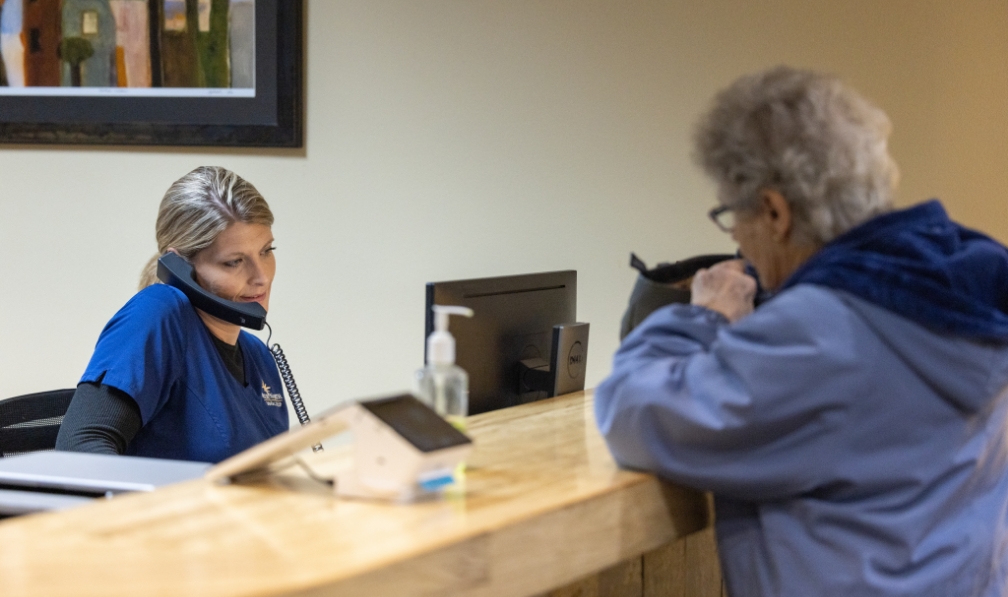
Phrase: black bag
[{"left": 619, "top": 253, "right": 735, "bottom": 340}]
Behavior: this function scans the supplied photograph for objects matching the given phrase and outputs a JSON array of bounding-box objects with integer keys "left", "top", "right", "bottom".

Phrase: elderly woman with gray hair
[{"left": 595, "top": 66, "right": 1008, "bottom": 597}]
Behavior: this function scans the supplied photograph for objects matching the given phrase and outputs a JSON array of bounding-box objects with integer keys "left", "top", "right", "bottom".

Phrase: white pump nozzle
[{"left": 427, "top": 305, "right": 474, "bottom": 366}]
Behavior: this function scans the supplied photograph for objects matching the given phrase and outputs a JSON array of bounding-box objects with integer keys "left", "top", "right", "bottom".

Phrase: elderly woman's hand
[{"left": 690, "top": 260, "right": 757, "bottom": 323}]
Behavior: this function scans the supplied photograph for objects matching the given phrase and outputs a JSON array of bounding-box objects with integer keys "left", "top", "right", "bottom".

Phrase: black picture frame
[{"left": 0, "top": 0, "right": 303, "bottom": 147}]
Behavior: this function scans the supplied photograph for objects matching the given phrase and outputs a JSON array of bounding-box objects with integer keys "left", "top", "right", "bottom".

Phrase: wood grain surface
[{"left": 0, "top": 391, "right": 718, "bottom": 597}]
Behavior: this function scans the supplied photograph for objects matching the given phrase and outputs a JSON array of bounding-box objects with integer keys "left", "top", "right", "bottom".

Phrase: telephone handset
[
  {"left": 156, "top": 252, "right": 322, "bottom": 451},
  {"left": 157, "top": 252, "right": 267, "bottom": 329}
]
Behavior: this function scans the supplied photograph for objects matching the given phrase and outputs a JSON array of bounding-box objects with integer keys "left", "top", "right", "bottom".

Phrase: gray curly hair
[
  {"left": 138, "top": 166, "right": 274, "bottom": 289},
  {"left": 693, "top": 66, "right": 899, "bottom": 245}
]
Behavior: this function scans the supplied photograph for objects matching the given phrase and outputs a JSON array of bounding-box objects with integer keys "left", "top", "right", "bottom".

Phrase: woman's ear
[
  {"left": 165, "top": 248, "right": 181, "bottom": 257},
  {"left": 759, "top": 189, "right": 793, "bottom": 242}
]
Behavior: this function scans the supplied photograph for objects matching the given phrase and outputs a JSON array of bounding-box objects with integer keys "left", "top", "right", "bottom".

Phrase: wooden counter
[{"left": 0, "top": 391, "right": 722, "bottom": 597}]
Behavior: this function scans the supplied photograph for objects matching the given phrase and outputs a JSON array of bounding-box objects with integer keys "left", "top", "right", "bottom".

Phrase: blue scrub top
[{"left": 81, "top": 284, "right": 289, "bottom": 463}]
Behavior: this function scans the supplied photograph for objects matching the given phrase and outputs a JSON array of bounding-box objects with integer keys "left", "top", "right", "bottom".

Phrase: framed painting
[{"left": 0, "top": 0, "right": 303, "bottom": 147}]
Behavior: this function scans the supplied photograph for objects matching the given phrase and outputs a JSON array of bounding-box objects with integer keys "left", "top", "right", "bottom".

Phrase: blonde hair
[
  {"left": 693, "top": 66, "right": 899, "bottom": 245},
  {"left": 139, "top": 166, "right": 274, "bottom": 289}
]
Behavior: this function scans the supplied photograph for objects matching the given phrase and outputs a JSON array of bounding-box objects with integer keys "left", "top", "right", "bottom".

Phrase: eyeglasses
[{"left": 708, "top": 205, "right": 738, "bottom": 232}]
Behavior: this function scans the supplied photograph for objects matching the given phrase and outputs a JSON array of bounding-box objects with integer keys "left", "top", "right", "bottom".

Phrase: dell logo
[{"left": 567, "top": 341, "right": 584, "bottom": 378}]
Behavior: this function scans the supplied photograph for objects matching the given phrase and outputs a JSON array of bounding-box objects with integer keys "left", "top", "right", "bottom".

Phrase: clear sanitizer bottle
[{"left": 416, "top": 305, "right": 473, "bottom": 433}]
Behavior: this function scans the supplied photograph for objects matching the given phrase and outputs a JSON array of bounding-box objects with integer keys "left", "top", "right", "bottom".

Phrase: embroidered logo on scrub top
[{"left": 261, "top": 382, "right": 284, "bottom": 407}]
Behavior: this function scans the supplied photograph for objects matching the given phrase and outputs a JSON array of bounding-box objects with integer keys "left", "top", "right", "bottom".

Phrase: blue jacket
[{"left": 595, "top": 202, "right": 1008, "bottom": 596}]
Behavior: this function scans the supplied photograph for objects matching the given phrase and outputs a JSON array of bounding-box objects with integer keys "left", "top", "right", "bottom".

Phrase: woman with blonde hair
[{"left": 56, "top": 166, "right": 289, "bottom": 463}]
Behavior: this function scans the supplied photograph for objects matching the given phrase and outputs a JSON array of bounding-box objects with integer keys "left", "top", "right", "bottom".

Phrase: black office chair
[{"left": 0, "top": 389, "right": 76, "bottom": 458}]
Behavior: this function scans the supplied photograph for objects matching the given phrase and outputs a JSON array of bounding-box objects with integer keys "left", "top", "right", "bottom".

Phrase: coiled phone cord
[{"left": 265, "top": 323, "right": 323, "bottom": 453}]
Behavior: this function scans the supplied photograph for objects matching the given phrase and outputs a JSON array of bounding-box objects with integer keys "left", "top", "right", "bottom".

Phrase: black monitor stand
[{"left": 516, "top": 322, "right": 590, "bottom": 400}]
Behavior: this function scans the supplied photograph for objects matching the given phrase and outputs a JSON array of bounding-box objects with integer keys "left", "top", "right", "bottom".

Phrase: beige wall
[{"left": 2, "top": 0, "right": 1006, "bottom": 419}]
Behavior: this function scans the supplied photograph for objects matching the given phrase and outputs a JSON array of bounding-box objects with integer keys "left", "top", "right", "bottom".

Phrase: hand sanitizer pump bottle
[{"left": 416, "top": 305, "right": 474, "bottom": 432}]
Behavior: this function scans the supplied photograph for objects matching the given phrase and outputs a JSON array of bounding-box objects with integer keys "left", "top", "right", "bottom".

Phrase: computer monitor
[{"left": 425, "top": 270, "right": 586, "bottom": 415}]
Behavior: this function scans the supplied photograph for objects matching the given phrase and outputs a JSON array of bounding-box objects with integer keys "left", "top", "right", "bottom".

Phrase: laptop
[{"left": 0, "top": 451, "right": 210, "bottom": 516}]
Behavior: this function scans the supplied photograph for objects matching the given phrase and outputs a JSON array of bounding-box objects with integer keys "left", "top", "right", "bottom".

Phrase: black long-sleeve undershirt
[
  {"left": 55, "top": 335, "right": 246, "bottom": 455},
  {"left": 55, "top": 382, "right": 143, "bottom": 454}
]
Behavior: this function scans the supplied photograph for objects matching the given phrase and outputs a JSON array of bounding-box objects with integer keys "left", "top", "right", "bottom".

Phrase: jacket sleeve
[{"left": 595, "top": 285, "right": 867, "bottom": 501}]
